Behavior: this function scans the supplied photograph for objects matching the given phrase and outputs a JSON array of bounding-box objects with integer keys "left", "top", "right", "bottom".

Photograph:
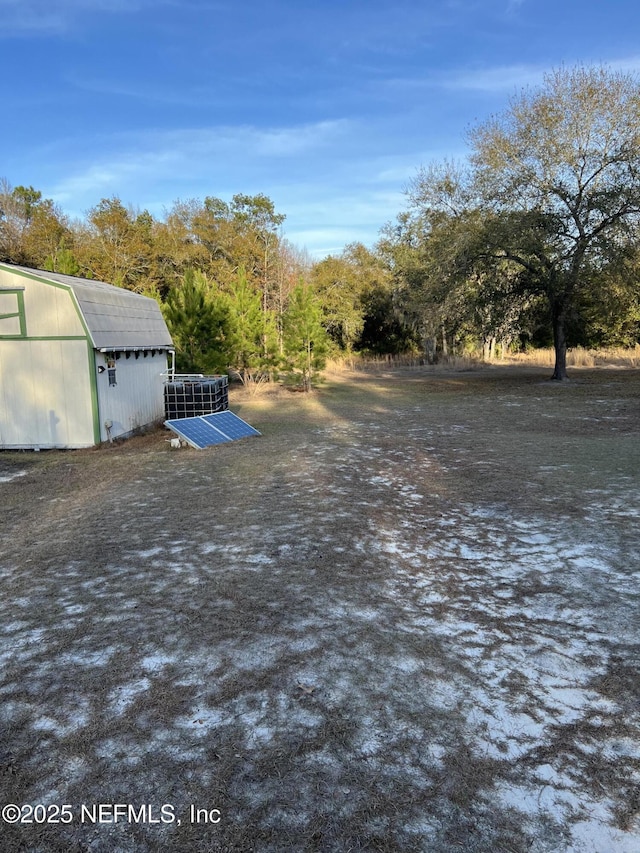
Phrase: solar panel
[
  {"left": 201, "top": 411, "right": 261, "bottom": 440},
  {"left": 165, "top": 411, "right": 260, "bottom": 449}
]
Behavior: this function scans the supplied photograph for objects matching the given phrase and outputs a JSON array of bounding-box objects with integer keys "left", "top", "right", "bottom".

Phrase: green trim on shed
[
  {"left": 87, "top": 344, "right": 101, "bottom": 444},
  {"left": 0, "top": 288, "right": 27, "bottom": 338}
]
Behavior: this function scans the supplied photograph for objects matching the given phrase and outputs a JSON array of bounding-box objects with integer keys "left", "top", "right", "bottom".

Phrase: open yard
[{"left": 1, "top": 364, "right": 639, "bottom": 853}]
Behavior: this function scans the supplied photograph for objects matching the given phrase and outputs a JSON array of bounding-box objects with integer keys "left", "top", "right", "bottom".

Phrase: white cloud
[
  {"left": 387, "top": 55, "right": 640, "bottom": 99},
  {"left": 286, "top": 225, "right": 383, "bottom": 259},
  {"left": 39, "top": 112, "right": 472, "bottom": 256},
  {"left": 0, "top": 0, "right": 162, "bottom": 35},
  {"left": 606, "top": 55, "right": 640, "bottom": 74},
  {"left": 378, "top": 63, "right": 546, "bottom": 97},
  {"left": 159, "top": 120, "right": 352, "bottom": 162},
  {"left": 47, "top": 120, "right": 357, "bottom": 221},
  {"left": 0, "top": 0, "right": 65, "bottom": 33},
  {"left": 52, "top": 119, "right": 351, "bottom": 186},
  {"left": 251, "top": 121, "right": 353, "bottom": 157},
  {"left": 46, "top": 120, "right": 415, "bottom": 257},
  {"left": 443, "top": 56, "right": 640, "bottom": 93},
  {"left": 442, "top": 63, "right": 547, "bottom": 93}
]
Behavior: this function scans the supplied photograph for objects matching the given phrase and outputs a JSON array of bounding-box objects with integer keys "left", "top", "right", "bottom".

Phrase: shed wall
[
  {"left": 0, "top": 339, "right": 96, "bottom": 448},
  {"left": 95, "top": 350, "right": 168, "bottom": 441}
]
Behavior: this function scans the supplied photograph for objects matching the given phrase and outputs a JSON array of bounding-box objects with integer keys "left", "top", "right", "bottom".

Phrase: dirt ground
[{"left": 1, "top": 364, "right": 639, "bottom": 852}]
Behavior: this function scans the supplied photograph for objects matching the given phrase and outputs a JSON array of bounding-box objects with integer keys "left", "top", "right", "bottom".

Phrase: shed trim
[
  {"left": 0, "top": 288, "right": 27, "bottom": 338},
  {"left": 87, "top": 341, "right": 101, "bottom": 444}
]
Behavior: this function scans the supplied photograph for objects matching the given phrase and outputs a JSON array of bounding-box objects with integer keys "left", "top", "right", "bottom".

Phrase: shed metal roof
[{"left": 1, "top": 264, "right": 173, "bottom": 350}]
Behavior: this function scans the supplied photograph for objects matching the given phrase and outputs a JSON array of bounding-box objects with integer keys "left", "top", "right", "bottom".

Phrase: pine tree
[
  {"left": 44, "top": 239, "right": 80, "bottom": 276},
  {"left": 282, "top": 281, "right": 327, "bottom": 391},
  {"left": 225, "top": 267, "right": 278, "bottom": 384},
  {"left": 162, "top": 269, "right": 229, "bottom": 374}
]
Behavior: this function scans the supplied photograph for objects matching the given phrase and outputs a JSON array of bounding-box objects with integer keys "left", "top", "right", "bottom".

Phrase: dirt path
[{"left": 1, "top": 365, "right": 639, "bottom": 852}]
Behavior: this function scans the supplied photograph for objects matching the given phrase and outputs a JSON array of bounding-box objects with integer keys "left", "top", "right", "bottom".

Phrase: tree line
[
  {"left": 2, "top": 65, "right": 640, "bottom": 382},
  {"left": 0, "top": 183, "right": 413, "bottom": 388}
]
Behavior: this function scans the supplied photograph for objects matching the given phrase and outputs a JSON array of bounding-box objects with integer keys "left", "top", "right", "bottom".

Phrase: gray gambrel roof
[{"left": 3, "top": 264, "right": 173, "bottom": 350}]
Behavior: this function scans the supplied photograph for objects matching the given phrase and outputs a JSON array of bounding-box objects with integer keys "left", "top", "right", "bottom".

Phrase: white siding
[
  {"left": 0, "top": 339, "right": 95, "bottom": 448},
  {"left": 0, "top": 268, "right": 86, "bottom": 337},
  {"left": 95, "top": 350, "right": 168, "bottom": 441}
]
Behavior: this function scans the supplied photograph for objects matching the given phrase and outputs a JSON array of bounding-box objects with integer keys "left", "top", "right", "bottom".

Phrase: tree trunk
[
  {"left": 441, "top": 326, "right": 448, "bottom": 358},
  {"left": 424, "top": 337, "right": 437, "bottom": 364},
  {"left": 550, "top": 301, "right": 568, "bottom": 380}
]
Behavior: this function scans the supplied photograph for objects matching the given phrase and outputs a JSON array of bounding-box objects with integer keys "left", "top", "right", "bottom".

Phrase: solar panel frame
[{"left": 164, "top": 411, "right": 261, "bottom": 449}]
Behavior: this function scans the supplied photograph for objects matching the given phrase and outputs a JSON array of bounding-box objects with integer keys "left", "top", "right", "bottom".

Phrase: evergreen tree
[
  {"left": 225, "top": 267, "right": 278, "bottom": 384},
  {"left": 162, "top": 269, "right": 229, "bottom": 374},
  {"left": 44, "top": 239, "right": 80, "bottom": 276},
  {"left": 282, "top": 282, "right": 328, "bottom": 391}
]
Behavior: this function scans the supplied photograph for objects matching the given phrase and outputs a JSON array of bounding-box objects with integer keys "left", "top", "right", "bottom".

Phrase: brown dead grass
[
  {"left": 506, "top": 344, "right": 640, "bottom": 369},
  {"left": 0, "top": 365, "right": 639, "bottom": 852}
]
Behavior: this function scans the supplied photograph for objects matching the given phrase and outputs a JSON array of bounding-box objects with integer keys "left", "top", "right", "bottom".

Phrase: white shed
[{"left": 0, "top": 263, "right": 174, "bottom": 449}]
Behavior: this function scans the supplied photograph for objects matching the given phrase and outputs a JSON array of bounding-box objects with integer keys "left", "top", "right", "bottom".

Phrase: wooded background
[{"left": 2, "top": 67, "right": 639, "bottom": 382}]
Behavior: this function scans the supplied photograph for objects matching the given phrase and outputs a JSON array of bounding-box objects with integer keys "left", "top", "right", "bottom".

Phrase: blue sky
[{"left": 2, "top": 1, "right": 640, "bottom": 258}]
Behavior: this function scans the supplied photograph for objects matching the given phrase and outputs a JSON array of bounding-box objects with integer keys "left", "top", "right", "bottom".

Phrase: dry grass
[
  {"left": 326, "top": 345, "right": 640, "bottom": 375},
  {"left": 507, "top": 344, "right": 640, "bottom": 368},
  {"left": 325, "top": 353, "right": 485, "bottom": 375},
  {"left": 1, "top": 364, "right": 639, "bottom": 852}
]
